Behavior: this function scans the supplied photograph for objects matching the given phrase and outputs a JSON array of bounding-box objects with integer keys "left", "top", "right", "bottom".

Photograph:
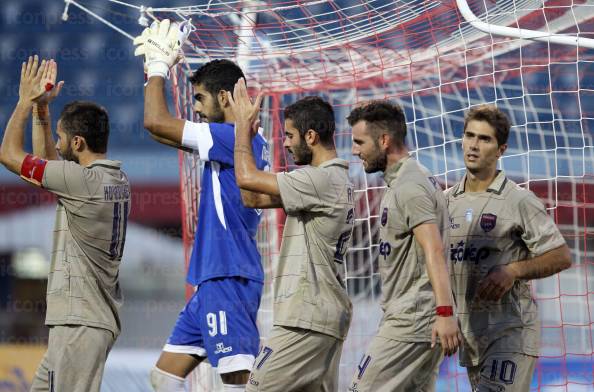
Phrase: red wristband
[{"left": 436, "top": 306, "right": 453, "bottom": 317}]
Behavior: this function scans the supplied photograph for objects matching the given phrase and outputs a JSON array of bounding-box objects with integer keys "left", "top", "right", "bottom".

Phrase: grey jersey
[
  {"left": 446, "top": 171, "right": 566, "bottom": 366},
  {"left": 377, "top": 157, "right": 449, "bottom": 342},
  {"left": 42, "top": 159, "right": 130, "bottom": 335},
  {"left": 274, "top": 158, "right": 354, "bottom": 340}
]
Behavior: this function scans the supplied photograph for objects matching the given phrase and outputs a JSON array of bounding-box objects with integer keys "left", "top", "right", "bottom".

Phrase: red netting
[{"left": 160, "top": 1, "right": 594, "bottom": 390}]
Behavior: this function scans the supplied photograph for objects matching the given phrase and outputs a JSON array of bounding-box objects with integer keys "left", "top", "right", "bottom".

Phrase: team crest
[
  {"left": 381, "top": 208, "right": 388, "bottom": 226},
  {"left": 480, "top": 213, "right": 497, "bottom": 232}
]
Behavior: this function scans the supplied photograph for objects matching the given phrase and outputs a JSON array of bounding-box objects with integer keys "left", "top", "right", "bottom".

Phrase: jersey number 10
[{"left": 487, "top": 359, "right": 517, "bottom": 384}]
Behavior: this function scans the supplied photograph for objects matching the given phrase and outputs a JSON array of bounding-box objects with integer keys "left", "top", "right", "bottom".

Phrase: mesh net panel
[
  {"left": 75, "top": 0, "right": 594, "bottom": 390},
  {"left": 169, "top": 0, "right": 594, "bottom": 390}
]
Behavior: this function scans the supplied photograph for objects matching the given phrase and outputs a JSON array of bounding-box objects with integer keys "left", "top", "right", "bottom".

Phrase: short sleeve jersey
[
  {"left": 377, "top": 157, "right": 449, "bottom": 342},
  {"left": 181, "top": 121, "right": 269, "bottom": 286},
  {"left": 41, "top": 159, "right": 130, "bottom": 335},
  {"left": 445, "top": 171, "right": 566, "bottom": 366},
  {"left": 274, "top": 158, "right": 354, "bottom": 340}
]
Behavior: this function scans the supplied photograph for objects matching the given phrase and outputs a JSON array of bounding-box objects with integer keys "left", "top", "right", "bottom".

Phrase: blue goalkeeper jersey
[{"left": 181, "top": 121, "right": 268, "bottom": 286}]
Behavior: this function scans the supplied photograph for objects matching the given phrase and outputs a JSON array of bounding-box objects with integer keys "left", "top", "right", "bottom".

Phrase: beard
[
  {"left": 364, "top": 153, "right": 387, "bottom": 173},
  {"left": 363, "top": 141, "right": 387, "bottom": 173},
  {"left": 60, "top": 144, "right": 79, "bottom": 164},
  {"left": 290, "top": 138, "right": 313, "bottom": 165},
  {"left": 207, "top": 101, "right": 225, "bottom": 123}
]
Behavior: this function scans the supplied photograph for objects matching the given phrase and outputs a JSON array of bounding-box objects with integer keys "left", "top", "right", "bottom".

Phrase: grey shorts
[
  {"left": 30, "top": 325, "right": 115, "bottom": 392},
  {"left": 246, "top": 326, "right": 343, "bottom": 392},
  {"left": 348, "top": 337, "right": 443, "bottom": 392},
  {"left": 467, "top": 351, "right": 536, "bottom": 392}
]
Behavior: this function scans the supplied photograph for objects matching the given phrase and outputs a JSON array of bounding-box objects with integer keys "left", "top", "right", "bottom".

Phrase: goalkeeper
[{"left": 133, "top": 20, "right": 269, "bottom": 392}]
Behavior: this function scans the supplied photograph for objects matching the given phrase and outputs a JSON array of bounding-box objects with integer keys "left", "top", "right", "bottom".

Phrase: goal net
[{"left": 72, "top": 0, "right": 594, "bottom": 390}]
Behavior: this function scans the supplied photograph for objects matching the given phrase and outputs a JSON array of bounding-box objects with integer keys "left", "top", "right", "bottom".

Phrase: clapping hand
[
  {"left": 19, "top": 55, "right": 49, "bottom": 105},
  {"left": 227, "top": 78, "right": 263, "bottom": 137}
]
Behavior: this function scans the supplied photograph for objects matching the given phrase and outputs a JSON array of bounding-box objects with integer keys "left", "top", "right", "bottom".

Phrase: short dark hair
[
  {"left": 189, "top": 59, "right": 245, "bottom": 97},
  {"left": 59, "top": 101, "right": 110, "bottom": 153},
  {"left": 347, "top": 100, "right": 407, "bottom": 147},
  {"left": 464, "top": 105, "right": 510, "bottom": 146},
  {"left": 284, "top": 96, "right": 335, "bottom": 147}
]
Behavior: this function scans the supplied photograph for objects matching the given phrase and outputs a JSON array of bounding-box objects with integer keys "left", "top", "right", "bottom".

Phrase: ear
[
  {"left": 305, "top": 129, "right": 318, "bottom": 146},
  {"left": 497, "top": 143, "right": 507, "bottom": 158},
  {"left": 379, "top": 133, "right": 390, "bottom": 150},
  {"left": 218, "top": 90, "right": 229, "bottom": 107},
  {"left": 71, "top": 135, "right": 86, "bottom": 152}
]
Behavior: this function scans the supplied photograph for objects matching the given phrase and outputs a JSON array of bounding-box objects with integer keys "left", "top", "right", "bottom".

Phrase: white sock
[
  {"left": 150, "top": 367, "right": 186, "bottom": 392},
  {"left": 223, "top": 384, "right": 246, "bottom": 391}
]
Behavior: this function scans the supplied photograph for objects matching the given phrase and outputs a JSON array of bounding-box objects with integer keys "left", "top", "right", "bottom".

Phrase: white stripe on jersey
[
  {"left": 211, "top": 161, "right": 227, "bottom": 229},
  {"left": 181, "top": 121, "right": 214, "bottom": 160}
]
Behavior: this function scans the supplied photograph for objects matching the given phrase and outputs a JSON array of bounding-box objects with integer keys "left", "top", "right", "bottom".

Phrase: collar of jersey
[
  {"left": 86, "top": 159, "right": 122, "bottom": 169},
  {"left": 319, "top": 157, "right": 348, "bottom": 169},
  {"left": 455, "top": 170, "right": 507, "bottom": 196},
  {"left": 383, "top": 155, "right": 411, "bottom": 184}
]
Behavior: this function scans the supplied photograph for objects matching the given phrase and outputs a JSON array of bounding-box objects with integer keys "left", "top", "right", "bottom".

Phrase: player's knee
[
  {"left": 150, "top": 366, "right": 186, "bottom": 392},
  {"left": 221, "top": 369, "right": 249, "bottom": 385}
]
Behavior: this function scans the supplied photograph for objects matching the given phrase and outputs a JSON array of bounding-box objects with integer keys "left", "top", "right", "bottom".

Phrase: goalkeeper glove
[{"left": 133, "top": 19, "right": 191, "bottom": 79}]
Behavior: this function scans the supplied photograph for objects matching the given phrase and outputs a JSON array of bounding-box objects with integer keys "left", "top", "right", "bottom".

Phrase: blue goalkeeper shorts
[{"left": 164, "top": 277, "right": 263, "bottom": 374}]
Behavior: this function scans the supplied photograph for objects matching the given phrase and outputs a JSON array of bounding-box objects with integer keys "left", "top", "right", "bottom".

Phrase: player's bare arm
[
  {"left": 476, "top": 244, "right": 571, "bottom": 301},
  {"left": 32, "top": 59, "right": 63, "bottom": 160},
  {"left": 413, "top": 222, "right": 463, "bottom": 357},
  {"left": 143, "top": 76, "right": 187, "bottom": 149},
  {"left": 134, "top": 19, "right": 190, "bottom": 150},
  {"left": 239, "top": 189, "right": 282, "bottom": 209},
  {"left": 0, "top": 55, "right": 48, "bottom": 175},
  {"left": 228, "top": 78, "right": 283, "bottom": 208}
]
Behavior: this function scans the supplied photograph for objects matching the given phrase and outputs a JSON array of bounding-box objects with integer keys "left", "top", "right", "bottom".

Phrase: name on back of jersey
[{"left": 104, "top": 184, "right": 130, "bottom": 201}]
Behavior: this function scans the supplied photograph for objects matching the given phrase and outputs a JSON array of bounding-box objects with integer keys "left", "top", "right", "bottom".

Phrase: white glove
[{"left": 133, "top": 19, "right": 188, "bottom": 79}]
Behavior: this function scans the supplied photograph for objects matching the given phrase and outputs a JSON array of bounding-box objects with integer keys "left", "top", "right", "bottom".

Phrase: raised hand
[
  {"left": 133, "top": 19, "right": 190, "bottom": 78},
  {"left": 35, "top": 59, "right": 64, "bottom": 106},
  {"left": 19, "top": 55, "right": 48, "bottom": 104},
  {"left": 227, "top": 78, "right": 263, "bottom": 137}
]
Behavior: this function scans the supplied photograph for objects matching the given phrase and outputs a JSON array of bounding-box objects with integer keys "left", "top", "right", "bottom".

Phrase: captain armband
[{"left": 20, "top": 154, "right": 48, "bottom": 186}]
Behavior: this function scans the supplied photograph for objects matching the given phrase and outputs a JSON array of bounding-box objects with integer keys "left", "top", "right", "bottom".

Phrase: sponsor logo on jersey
[
  {"left": 480, "top": 213, "right": 497, "bottom": 232},
  {"left": 248, "top": 374, "right": 259, "bottom": 386},
  {"left": 348, "top": 383, "right": 360, "bottom": 392},
  {"left": 379, "top": 240, "right": 391, "bottom": 260},
  {"left": 214, "top": 342, "right": 232, "bottom": 354},
  {"left": 450, "top": 217, "right": 460, "bottom": 229},
  {"left": 381, "top": 207, "right": 388, "bottom": 226},
  {"left": 450, "top": 240, "right": 491, "bottom": 263},
  {"left": 428, "top": 176, "right": 439, "bottom": 189}
]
